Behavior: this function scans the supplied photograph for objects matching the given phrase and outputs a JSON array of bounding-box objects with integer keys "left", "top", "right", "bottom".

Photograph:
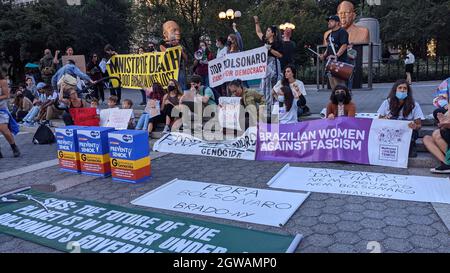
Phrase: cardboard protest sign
[
  {"left": 132, "top": 179, "right": 309, "bottom": 227},
  {"left": 99, "top": 109, "right": 132, "bottom": 130},
  {"left": 69, "top": 108, "right": 99, "bottom": 126},
  {"left": 268, "top": 165, "right": 450, "bottom": 204},
  {"left": 208, "top": 47, "right": 268, "bottom": 88},
  {"left": 218, "top": 97, "right": 242, "bottom": 131},
  {"left": 257, "top": 118, "right": 412, "bottom": 168},
  {"left": 107, "top": 46, "right": 182, "bottom": 89},
  {"left": 153, "top": 127, "right": 257, "bottom": 160},
  {"left": 0, "top": 190, "right": 303, "bottom": 253},
  {"left": 144, "top": 99, "right": 161, "bottom": 118},
  {"left": 62, "top": 55, "right": 86, "bottom": 73}
]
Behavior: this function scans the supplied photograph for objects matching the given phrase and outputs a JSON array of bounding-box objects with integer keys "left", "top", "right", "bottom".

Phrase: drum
[{"left": 325, "top": 59, "right": 354, "bottom": 81}]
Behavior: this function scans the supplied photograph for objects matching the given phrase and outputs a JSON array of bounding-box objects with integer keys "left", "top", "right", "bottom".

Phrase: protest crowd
[{"left": 0, "top": 10, "right": 449, "bottom": 176}]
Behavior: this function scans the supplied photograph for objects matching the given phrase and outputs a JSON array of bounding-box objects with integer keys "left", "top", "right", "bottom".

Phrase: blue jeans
[
  {"left": 178, "top": 69, "right": 187, "bottom": 90},
  {"left": 135, "top": 113, "right": 150, "bottom": 130},
  {"left": 23, "top": 106, "right": 40, "bottom": 123}
]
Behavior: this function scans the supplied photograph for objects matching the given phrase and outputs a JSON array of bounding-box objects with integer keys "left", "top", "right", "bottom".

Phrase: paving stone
[
  {"left": 383, "top": 216, "right": 410, "bottom": 227},
  {"left": 407, "top": 215, "right": 435, "bottom": 225},
  {"left": 336, "top": 221, "right": 364, "bottom": 232},
  {"left": 303, "top": 234, "right": 335, "bottom": 248},
  {"left": 340, "top": 211, "right": 364, "bottom": 221},
  {"left": 363, "top": 201, "right": 388, "bottom": 211},
  {"left": 312, "top": 224, "right": 339, "bottom": 235},
  {"left": 361, "top": 218, "right": 387, "bottom": 229},
  {"left": 383, "top": 238, "right": 414, "bottom": 253},
  {"left": 328, "top": 244, "right": 358, "bottom": 253},
  {"left": 407, "top": 224, "right": 438, "bottom": 237},
  {"left": 362, "top": 210, "right": 386, "bottom": 220},
  {"left": 383, "top": 226, "right": 412, "bottom": 239},
  {"left": 358, "top": 229, "right": 387, "bottom": 241},
  {"left": 318, "top": 214, "right": 341, "bottom": 224},
  {"left": 334, "top": 232, "right": 361, "bottom": 245},
  {"left": 409, "top": 235, "right": 441, "bottom": 250},
  {"left": 299, "top": 207, "right": 322, "bottom": 217},
  {"left": 343, "top": 204, "right": 366, "bottom": 212}
]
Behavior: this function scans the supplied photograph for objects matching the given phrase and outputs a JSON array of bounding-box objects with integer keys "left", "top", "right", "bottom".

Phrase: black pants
[
  {"left": 433, "top": 107, "right": 447, "bottom": 122},
  {"left": 63, "top": 112, "right": 74, "bottom": 126},
  {"left": 110, "top": 87, "right": 122, "bottom": 104},
  {"left": 140, "top": 89, "right": 147, "bottom": 104},
  {"left": 94, "top": 84, "right": 105, "bottom": 102}
]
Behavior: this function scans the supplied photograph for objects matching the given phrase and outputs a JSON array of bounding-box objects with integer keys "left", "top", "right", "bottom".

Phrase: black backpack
[{"left": 33, "top": 125, "right": 56, "bottom": 145}]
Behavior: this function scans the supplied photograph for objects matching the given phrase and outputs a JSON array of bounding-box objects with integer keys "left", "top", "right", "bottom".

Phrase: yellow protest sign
[{"left": 106, "top": 46, "right": 181, "bottom": 89}]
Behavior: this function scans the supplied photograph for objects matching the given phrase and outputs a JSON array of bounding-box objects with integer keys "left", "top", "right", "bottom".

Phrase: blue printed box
[{"left": 108, "top": 130, "right": 150, "bottom": 161}]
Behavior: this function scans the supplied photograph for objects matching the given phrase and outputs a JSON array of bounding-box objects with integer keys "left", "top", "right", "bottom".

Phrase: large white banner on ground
[
  {"left": 132, "top": 179, "right": 310, "bottom": 227},
  {"left": 218, "top": 97, "right": 242, "bottom": 131},
  {"left": 208, "top": 46, "right": 268, "bottom": 88},
  {"left": 267, "top": 165, "right": 450, "bottom": 204},
  {"left": 153, "top": 127, "right": 257, "bottom": 160}
]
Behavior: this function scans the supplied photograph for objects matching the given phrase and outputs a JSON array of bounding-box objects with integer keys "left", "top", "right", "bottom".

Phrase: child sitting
[{"left": 122, "top": 99, "right": 135, "bottom": 129}]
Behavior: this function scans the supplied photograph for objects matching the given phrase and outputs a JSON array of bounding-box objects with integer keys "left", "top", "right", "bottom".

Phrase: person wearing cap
[{"left": 320, "top": 15, "right": 349, "bottom": 90}]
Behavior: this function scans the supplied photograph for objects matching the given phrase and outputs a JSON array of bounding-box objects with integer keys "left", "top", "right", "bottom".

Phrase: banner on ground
[
  {"left": 132, "top": 179, "right": 310, "bottom": 227},
  {"left": 208, "top": 46, "right": 268, "bottom": 88},
  {"left": 218, "top": 97, "right": 242, "bottom": 131},
  {"left": 267, "top": 165, "right": 450, "bottom": 204},
  {"left": 257, "top": 118, "right": 413, "bottom": 168},
  {"left": 0, "top": 190, "right": 302, "bottom": 253},
  {"left": 99, "top": 109, "right": 132, "bottom": 130},
  {"left": 106, "top": 46, "right": 182, "bottom": 89},
  {"left": 69, "top": 108, "right": 99, "bottom": 126},
  {"left": 153, "top": 127, "right": 257, "bottom": 160}
]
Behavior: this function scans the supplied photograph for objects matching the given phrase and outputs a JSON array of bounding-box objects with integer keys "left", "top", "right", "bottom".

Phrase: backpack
[
  {"left": 200, "top": 86, "right": 220, "bottom": 105},
  {"left": 33, "top": 124, "right": 56, "bottom": 145}
]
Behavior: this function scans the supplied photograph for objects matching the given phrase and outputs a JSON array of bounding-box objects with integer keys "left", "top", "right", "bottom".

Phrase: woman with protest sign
[
  {"left": 135, "top": 83, "right": 165, "bottom": 137},
  {"left": 254, "top": 16, "right": 283, "bottom": 106},
  {"left": 377, "top": 80, "right": 424, "bottom": 158},
  {"left": 326, "top": 85, "right": 356, "bottom": 120}
]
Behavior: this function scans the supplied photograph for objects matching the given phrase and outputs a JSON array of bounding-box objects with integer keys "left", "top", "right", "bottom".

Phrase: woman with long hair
[
  {"left": 377, "top": 79, "right": 424, "bottom": 157},
  {"left": 326, "top": 85, "right": 356, "bottom": 119},
  {"left": 136, "top": 83, "right": 166, "bottom": 137},
  {"left": 193, "top": 40, "right": 214, "bottom": 87},
  {"left": 0, "top": 72, "right": 20, "bottom": 158},
  {"left": 273, "top": 65, "right": 308, "bottom": 117},
  {"left": 254, "top": 16, "right": 283, "bottom": 105},
  {"left": 161, "top": 79, "right": 183, "bottom": 134},
  {"left": 272, "top": 85, "right": 300, "bottom": 124}
]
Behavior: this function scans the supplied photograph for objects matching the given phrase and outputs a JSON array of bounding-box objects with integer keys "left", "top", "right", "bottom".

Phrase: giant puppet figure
[{"left": 324, "top": 1, "right": 370, "bottom": 45}]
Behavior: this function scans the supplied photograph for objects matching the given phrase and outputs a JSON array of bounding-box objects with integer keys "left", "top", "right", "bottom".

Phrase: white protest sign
[
  {"left": 144, "top": 99, "right": 161, "bottom": 118},
  {"left": 62, "top": 55, "right": 86, "bottom": 73},
  {"left": 132, "top": 179, "right": 310, "bottom": 227},
  {"left": 208, "top": 46, "right": 268, "bottom": 88},
  {"left": 268, "top": 165, "right": 450, "bottom": 204},
  {"left": 153, "top": 127, "right": 257, "bottom": 160},
  {"left": 100, "top": 108, "right": 132, "bottom": 130},
  {"left": 218, "top": 97, "right": 242, "bottom": 131},
  {"left": 356, "top": 113, "right": 380, "bottom": 119}
]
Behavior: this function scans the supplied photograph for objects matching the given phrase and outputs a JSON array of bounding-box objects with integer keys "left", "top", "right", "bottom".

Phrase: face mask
[
  {"left": 168, "top": 85, "right": 176, "bottom": 92},
  {"left": 227, "top": 40, "right": 232, "bottom": 47},
  {"left": 438, "top": 99, "right": 448, "bottom": 108},
  {"left": 278, "top": 96, "right": 285, "bottom": 103},
  {"left": 336, "top": 93, "right": 345, "bottom": 103},
  {"left": 396, "top": 92, "right": 408, "bottom": 100}
]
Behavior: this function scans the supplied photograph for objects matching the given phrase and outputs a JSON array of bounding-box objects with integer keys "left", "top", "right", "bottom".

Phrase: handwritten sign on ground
[
  {"left": 132, "top": 179, "right": 309, "bottom": 227},
  {"left": 0, "top": 190, "right": 302, "bottom": 253},
  {"left": 218, "top": 97, "right": 242, "bottom": 131},
  {"left": 153, "top": 127, "right": 257, "bottom": 160},
  {"left": 208, "top": 46, "right": 268, "bottom": 88},
  {"left": 99, "top": 109, "right": 132, "bottom": 130},
  {"left": 257, "top": 118, "right": 412, "bottom": 168},
  {"left": 267, "top": 165, "right": 450, "bottom": 204}
]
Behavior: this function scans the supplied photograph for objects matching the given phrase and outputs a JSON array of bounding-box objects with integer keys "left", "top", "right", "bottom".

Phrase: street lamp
[
  {"left": 219, "top": 9, "right": 241, "bottom": 20},
  {"left": 279, "top": 22, "right": 296, "bottom": 30}
]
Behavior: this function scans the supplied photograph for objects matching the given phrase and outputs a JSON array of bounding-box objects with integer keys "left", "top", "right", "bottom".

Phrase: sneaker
[
  {"left": 431, "top": 164, "right": 450, "bottom": 174},
  {"left": 163, "top": 125, "right": 171, "bottom": 134}
]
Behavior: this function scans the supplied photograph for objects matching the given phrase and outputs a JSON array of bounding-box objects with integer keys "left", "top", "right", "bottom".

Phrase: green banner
[{"left": 0, "top": 190, "right": 301, "bottom": 253}]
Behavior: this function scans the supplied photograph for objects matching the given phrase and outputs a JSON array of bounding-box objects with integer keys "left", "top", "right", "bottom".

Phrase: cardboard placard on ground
[
  {"left": 218, "top": 97, "right": 242, "bottom": 131},
  {"left": 99, "top": 108, "right": 132, "bottom": 130},
  {"left": 267, "top": 165, "right": 450, "bottom": 204},
  {"left": 132, "top": 179, "right": 310, "bottom": 227}
]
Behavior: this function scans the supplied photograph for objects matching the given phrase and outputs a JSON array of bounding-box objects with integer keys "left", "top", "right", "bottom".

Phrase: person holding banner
[
  {"left": 326, "top": 85, "right": 356, "bottom": 119},
  {"left": 377, "top": 80, "right": 424, "bottom": 158},
  {"left": 254, "top": 16, "right": 283, "bottom": 105},
  {"left": 59, "top": 87, "right": 89, "bottom": 126}
]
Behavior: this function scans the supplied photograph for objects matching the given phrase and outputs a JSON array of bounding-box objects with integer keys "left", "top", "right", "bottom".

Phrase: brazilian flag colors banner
[
  {"left": 107, "top": 46, "right": 182, "bottom": 89},
  {"left": 0, "top": 190, "right": 302, "bottom": 253}
]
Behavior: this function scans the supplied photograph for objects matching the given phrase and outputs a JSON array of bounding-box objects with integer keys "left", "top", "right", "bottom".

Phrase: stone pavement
[{"left": 0, "top": 81, "right": 449, "bottom": 253}]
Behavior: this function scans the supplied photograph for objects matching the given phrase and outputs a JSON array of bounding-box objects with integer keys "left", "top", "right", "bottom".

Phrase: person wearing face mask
[
  {"left": 161, "top": 79, "right": 183, "bottom": 134},
  {"left": 193, "top": 40, "right": 214, "bottom": 87},
  {"left": 227, "top": 23, "right": 244, "bottom": 54},
  {"left": 377, "top": 79, "right": 424, "bottom": 158},
  {"left": 272, "top": 86, "right": 300, "bottom": 124},
  {"left": 326, "top": 85, "right": 356, "bottom": 120},
  {"left": 431, "top": 78, "right": 450, "bottom": 122}
]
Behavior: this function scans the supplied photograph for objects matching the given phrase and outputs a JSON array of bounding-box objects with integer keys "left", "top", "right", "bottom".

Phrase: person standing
[
  {"left": 280, "top": 27, "right": 296, "bottom": 71},
  {"left": 161, "top": 34, "right": 188, "bottom": 90},
  {"left": 53, "top": 46, "right": 74, "bottom": 70},
  {"left": 320, "top": 15, "right": 350, "bottom": 91},
  {"left": 104, "top": 44, "right": 122, "bottom": 105},
  {"left": 405, "top": 49, "right": 415, "bottom": 85},
  {"left": 39, "top": 49, "right": 55, "bottom": 85},
  {"left": 87, "top": 53, "right": 104, "bottom": 103},
  {"left": 0, "top": 73, "right": 20, "bottom": 158},
  {"left": 254, "top": 16, "right": 283, "bottom": 105},
  {"left": 193, "top": 40, "right": 214, "bottom": 87}
]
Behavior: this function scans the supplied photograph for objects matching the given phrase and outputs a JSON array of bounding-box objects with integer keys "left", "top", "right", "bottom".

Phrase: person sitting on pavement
[
  {"left": 37, "top": 84, "right": 63, "bottom": 126},
  {"left": 161, "top": 79, "right": 183, "bottom": 134},
  {"left": 273, "top": 65, "right": 308, "bottom": 118},
  {"left": 377, "top": 79, "right": 424, "bottom": 158},
  {"left": 135, "top": 83, "right": 165, "bottom": 136},
  {"left": 107, "top": 95, "right": 119, "bottom": 109},
  {"left": 59, "top": 87, "right": 89, "bottom": 126},
  {"left": 22, "top": 82, "right": 52, "bottom": 126},
  {"left": 24, "top": 76, "right": 38, "bottom": 102},
  {"left": 326, "top": 85, "right": 356, "bottom": 119},
  {"left": 424, "top": 110, "right": 450, "bottom": 174},
  {"left": 228, "top": 79, "right": 266, "bottom": 127},
  {"left": 431, "top": 77, "right": 450, "bottom": 122},
  {"left": 12, "top": 91, "right": 33, "bottom": 123},
  {"left": 272, "top": 85, "right": 301, "bottom": 124}
]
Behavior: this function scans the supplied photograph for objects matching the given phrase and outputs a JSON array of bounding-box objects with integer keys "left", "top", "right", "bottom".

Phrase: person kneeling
[{"left": 326, "top": 85, "right": 356, "bottom": 119}]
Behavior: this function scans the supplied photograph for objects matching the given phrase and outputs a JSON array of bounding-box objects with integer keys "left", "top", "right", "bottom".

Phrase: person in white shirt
[
  {"left": 272, "top": 65, "right": 308, "bottom": 118},
  {"left": 216, "top": 37, "right": 228, "bottom": 59},
  {"left": 272, "top": 85, "right": 300, "bottom": 124},
  {"left": 405, "top": 49, "right": 415, "bottom": 85},
  {"left": 377, "top": 79, "right": 424, "bottom": 158}
]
